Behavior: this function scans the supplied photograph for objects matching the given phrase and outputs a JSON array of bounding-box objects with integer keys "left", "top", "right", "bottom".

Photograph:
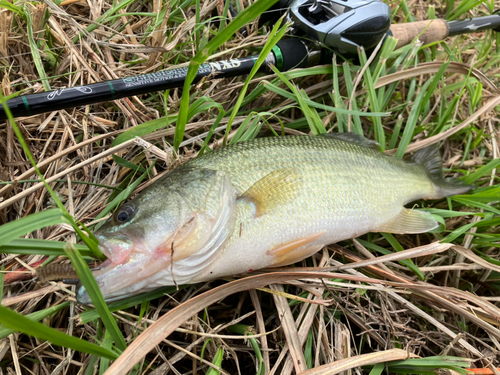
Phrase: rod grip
[{"left": 390, "top": 19, "right": 449, "bottom": 48}]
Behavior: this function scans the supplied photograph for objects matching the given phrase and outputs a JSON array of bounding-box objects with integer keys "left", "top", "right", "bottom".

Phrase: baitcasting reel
[
  {"left": 264, "top": 0, "right": 392, "bottom": 54},
  {"left": 288, "top": 0, "right": 391, "bottom": 53}
]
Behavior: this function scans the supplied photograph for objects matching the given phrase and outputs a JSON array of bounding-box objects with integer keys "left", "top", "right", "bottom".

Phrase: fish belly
[{"left": 191, "top": 166, "right": 431, "bottom": 281}]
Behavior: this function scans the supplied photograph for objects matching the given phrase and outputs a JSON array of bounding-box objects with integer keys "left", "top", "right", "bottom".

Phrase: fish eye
[{"left": 114, "top": 205, "right": 135, "bottom": 223}]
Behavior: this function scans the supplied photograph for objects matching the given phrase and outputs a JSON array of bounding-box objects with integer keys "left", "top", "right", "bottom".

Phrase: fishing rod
[
  {"left": 0, "top": 39, "right": 309, "bottom": 120},
  {"left": 1, "top": 0, "right": 499, "bottom": 121}
]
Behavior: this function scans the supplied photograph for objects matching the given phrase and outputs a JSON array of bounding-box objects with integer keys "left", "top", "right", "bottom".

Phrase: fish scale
[
  {"left": 181, "top": 136, "right": 436, "bottom": 281},
  {"left": 76, "top": 134, "right": 473, "bottom": 303}
]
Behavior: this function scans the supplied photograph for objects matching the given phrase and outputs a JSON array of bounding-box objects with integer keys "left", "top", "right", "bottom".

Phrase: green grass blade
[
  {"left": 385, "top": 356, "right": 470, "bottom": 375},
  {"left": 112, "top": 156, "right": 147, "bottom": 173},
  {"left": 441, "top": 217, "right": 486, "bottom": 243},
  {"left": 268, "top": 64, "right": 327, "bottom": 134},
  {"left": 395, "top": 78, "right": 434, "bottom": 159},
  {"left": 0, "top": 302, "right": 70, "bottom": 339},
  {"left": 342, "top": 62, "right": 363, "bottom": 134},
  {"left": 0, "top": 304, "right": 118, "bottom": 360},
  {"left": 447, "top": 0, "right": 487, "bottom": 20},
  {"left": 227, "top": 324, "right": 265, "bottom": 374},
  {"left": 304, "top": 330, "right": 313, "bottom": 369},
  {"left": 0, "top": 0, "right": 23, "bottom": 16},
  {"left": 0, "top": 209, "right": 70, "bottom": 246},
  {"left": 198, "top": 103, "right": 225, "bottom": 155},
  {"left": 388, "top": 115, "right": 404, "bottom": 149},
  {"left": 72, "top": 0, "right": 137, "bottom": 42},
  {"left": 0, "top": 238, "right": 93, "bottom": 257},
  {"left": 331, "top": 58, "right": 346, "bottom": 132},
  {"left": 63, "top": 244, "right": 127, "bottom": 350},
  {"left": 112, "top": 115, "right": 178, "bottom": 147},
  {"left": 99, "top": 330, "right": 113, "bottom": 374},
  {"left": 453, "top": 196, "right": 500, "bottom": 215},
  {"left": 358, "top": 48, "right": 385, "bottom": 148},
  {"left": 357, "top": 238, "right": 424, "bottom": 280},
  {"left": 454, "top": 186, "right": 500, "bottom": 202},
  {"left": 381, "top": 233, "right": 424, "bottom": 280},
  {"left": 84, "top": 355, "right": 100, "bottom": 375},
  {"left": 229, "top": 114, "right": 256, "bottom": 145},
  {"left": 78, "top": 285, "right": 185, "bottom": 324},
  {"left": 205, "top": 347, "right": 224, "bottom": 375},
  {"left": 262, "top": 80, "right": 389, "bottom": 117},
  {"left": 368, "top": 362, "right": 385, "bottom": 375},
  {"left": 225, "top": 17, "right": 289, "bottom": 135},
  {"left": 240, "top": 66, "right": 334, "bottom": 108},
  {"left": 23, "top": 4, "right": 50, "bottom": 91},
  {"left": 463, "top": 157, "right": 500, "bottom": 184},
  {"left": 174, "top": 0, "right": 279, "bottom": 151}
]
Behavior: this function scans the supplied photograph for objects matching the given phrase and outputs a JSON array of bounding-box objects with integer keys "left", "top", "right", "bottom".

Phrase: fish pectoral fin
[
  {"left": 267, "top": 231, "right": 326, "bottom": 267},
  {"left": 239, "top": 169, "right": 302, "bottom": 217},
  {"left": 376, "top": 209, "right": 439, "bottom": 234}
]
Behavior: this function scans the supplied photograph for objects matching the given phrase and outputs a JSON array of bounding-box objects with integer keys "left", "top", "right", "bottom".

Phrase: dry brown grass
[{"left": 1, "top": 0, "right": 500, "bottom": 374}]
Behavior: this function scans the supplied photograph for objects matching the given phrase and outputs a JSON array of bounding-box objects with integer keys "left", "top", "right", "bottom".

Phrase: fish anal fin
[
  {"left": 376, "top": 209, "right": 439, "bottom": 234},
  {"left": 267, "top": 231, "right": 326, "bottom": 267},
  {"left": 239, "top": 169, "right": 301, "bottom": 217}
]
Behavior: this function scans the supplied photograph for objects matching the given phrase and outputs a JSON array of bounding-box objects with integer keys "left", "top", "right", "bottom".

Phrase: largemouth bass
[{"left": 76, "top": 133, "right": 472, "bottom": 303}]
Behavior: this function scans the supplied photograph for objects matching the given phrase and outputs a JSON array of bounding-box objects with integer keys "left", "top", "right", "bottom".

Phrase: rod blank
[
  {"left": 0, "top": 56, "right": 257, "bottom": 120},
  {"left": 0, "top": 39, "right": 310, "bottom": 121}
]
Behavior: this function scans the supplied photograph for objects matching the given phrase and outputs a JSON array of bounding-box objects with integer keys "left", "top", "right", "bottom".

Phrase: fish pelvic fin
[
  {"left": 239, "top": 169, "right": 302, "bottom": 217},
  {"left": 410, "top": 144, "right": 474, "bottom": 198},
  {"left": 377, "top": 208, "right": 439, "bottom": 234}
]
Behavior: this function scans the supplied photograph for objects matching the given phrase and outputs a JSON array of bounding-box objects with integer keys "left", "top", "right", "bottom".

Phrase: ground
[{"left": 0, "top": 0, "right": 499, "bottom": 374}]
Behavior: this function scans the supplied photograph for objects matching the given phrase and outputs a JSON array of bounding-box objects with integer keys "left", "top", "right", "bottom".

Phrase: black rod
[
  {"left": 0, "top": 56, "right": 258, "bottom": 121},
  {"left": 0, "top": 38, "right": 309, "bottom": 121},
  {"left": 447, "top": 14, "right": 500, "bottom": 36}
]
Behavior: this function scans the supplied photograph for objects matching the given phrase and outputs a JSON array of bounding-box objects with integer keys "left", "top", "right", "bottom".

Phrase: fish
[{"left": 76, "top": 133, "right": 473, "bottom": 303}]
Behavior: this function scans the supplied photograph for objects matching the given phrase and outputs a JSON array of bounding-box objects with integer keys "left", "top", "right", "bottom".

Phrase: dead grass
[{"left": 1, "top": 0, "right": 500, "bottom": 374}]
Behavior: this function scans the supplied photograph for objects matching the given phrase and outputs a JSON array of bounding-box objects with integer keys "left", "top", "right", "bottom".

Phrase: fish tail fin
[{"left": 410, "top": 144, "right": 474, "bottom": 199}]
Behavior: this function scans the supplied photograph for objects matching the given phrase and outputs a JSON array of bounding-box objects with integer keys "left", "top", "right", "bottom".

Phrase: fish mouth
[
  {"left": 95, "top": 234, "right": 135, "bottom": 264},
  {"left": 76, "top": 251, "right": 172, "bottom": 304},
  {"left": 76, "top": 236, "right": 172, "bottom": 304}
]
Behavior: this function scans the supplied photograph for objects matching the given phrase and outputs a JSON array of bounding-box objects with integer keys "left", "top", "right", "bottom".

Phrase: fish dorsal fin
[
  {"left": 239, "top": 169, "right": 301, "bottom": 217},
  {"left": 322, "top": 132, "right": 381, "bottom": 150},
  {"left": 376, "top": 209, "right": 439, "bottom": 234}
]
